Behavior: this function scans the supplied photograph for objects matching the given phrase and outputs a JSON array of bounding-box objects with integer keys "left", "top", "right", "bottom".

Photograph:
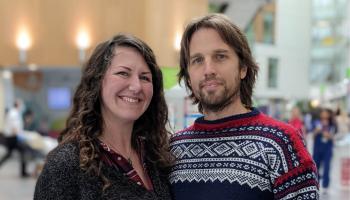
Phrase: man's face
[{"left": 187, "top": 28, "right": 247, "bottom": 112}]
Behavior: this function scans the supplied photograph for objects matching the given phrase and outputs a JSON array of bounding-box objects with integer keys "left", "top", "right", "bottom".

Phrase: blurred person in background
[
  {"left": 37, "top": 116, "right": 50, "bottom": 137},
  {"left": 312, "top": 108, "right": 337, "bottom": 194},
  {"left": 23, "top": 109, "right": 37, "bottom": 131},
  {"left": 34, "top": 34, "right": 172, "bottom": 200},
  {"left": 335, "top": 107, "right": 350, "bottom": 138},
  {"left": 288, "top": 106, "right": 306, "bottom": 138},
  {"left": 0, "top": 99, "right": 29, "bottom": 178},
  {"left": 169, "top": 14, "right": 319, "bottom": 200}
]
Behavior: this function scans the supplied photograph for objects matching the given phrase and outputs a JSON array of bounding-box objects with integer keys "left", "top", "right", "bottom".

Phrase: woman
[
  {"left": 34, "top": 34, "right": 172, "bottom": 199},
  {"left": 312, "top": 108, "right": 336, "bottom": 194}
]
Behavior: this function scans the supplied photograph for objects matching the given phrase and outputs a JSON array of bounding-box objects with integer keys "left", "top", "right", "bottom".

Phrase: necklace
[{"left": 103, "top": 140, "right": 133, "bottom": 166}]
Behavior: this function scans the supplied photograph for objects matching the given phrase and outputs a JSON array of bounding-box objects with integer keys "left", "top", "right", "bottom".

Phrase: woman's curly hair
[{"left": 58, "top": 33, "right": 172, "bottom": 189}]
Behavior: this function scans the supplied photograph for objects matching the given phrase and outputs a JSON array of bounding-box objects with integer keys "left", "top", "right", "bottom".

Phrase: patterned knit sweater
[
  {"left": 34, "top": 141, "right": 171, "bottom": 200},
  {"left": 169, "top": 108, "right": 319, "bottom": 200}
]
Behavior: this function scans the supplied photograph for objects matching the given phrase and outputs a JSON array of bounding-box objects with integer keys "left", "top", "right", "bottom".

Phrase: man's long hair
[{"left": 178, "top": 14, "right": 259, "bottom": 112}]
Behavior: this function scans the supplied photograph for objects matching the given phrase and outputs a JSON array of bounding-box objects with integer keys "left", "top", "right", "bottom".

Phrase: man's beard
[{"left": 197, "top": 76, "right": 241, "bottom": 113}]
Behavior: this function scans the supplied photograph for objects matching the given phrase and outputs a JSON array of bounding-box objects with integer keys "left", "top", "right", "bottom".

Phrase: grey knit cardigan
[{"left": 34, "top": 141, "right": 172, "bottom": 200}]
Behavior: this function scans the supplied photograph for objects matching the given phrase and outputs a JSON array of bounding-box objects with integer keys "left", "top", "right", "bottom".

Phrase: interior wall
[
  {"left": 0, "top": 0, "right": 208, "bottom": 67},
  {"left": 0, "top": 71, "right": 15, "bottom": 131},
  {"left": 0, "top": 74, "right": 4, "bottom": 130},
  {"left": 144, "top": 0, "right": 208, "bottom": 67},
  {"left": 0, "top": 0, "right": 208, "bottom": 132},
  {"left": 13, "top": 68, "right": 81, "bottom": 132}
]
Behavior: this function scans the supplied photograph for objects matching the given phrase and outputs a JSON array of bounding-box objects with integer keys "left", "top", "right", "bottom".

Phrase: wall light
[
  {"left": 16, "top": 27, "right": 32, "bottom": 65},
  {"left": 76, "top": 28, "right": 90, "bottom": 63},
  {"left": 174, "top": 31, "right": 182, "bottom": 51}
]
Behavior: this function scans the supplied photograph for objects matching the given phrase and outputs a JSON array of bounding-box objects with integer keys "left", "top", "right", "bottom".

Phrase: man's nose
[{"left": 203, "top": 59, "right": 216, "bottom": 77}]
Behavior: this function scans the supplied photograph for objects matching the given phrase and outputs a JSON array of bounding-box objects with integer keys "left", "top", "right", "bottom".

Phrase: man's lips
[{"left": 200, "top": 80, "right": 222, "bottom": 89}]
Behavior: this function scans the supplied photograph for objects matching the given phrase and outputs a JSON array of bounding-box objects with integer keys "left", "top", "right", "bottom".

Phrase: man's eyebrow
[
  {"left": 189, "top": 49, "right": 230, "bottom": 60},
  {"left": 189, "top": 53, "right": 202, "bottom": 60},
  {"left": 214, "top": 49, "right": 230, "bottom": 54}
]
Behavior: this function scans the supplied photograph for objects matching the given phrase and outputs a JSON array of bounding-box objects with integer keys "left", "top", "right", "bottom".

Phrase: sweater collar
[{"left": 195, "top": 107, "right": 260, "bottom": 125}]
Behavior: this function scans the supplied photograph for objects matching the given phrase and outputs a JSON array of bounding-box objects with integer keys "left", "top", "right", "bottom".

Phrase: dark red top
[{"left": 99, "top": 140, "right": 154, "bottom": 191}]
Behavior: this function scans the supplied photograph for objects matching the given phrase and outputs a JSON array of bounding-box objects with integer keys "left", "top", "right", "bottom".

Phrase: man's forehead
[{"left": 188, "top": 28, "right": 232, "bottom": 54}]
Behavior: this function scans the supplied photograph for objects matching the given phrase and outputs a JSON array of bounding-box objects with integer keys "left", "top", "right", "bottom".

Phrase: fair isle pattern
[
  {"left": 170, "top": 109, "right": 319, "bottom": 200},
  {"left": 274, "top": 171, "right": 318, "bottom": 199},
  {"left": 170, "top": 127, "right": 289, "bottom": 191},
  {"left": 279, "top": 186, "right": 318, "bottom": 200}
]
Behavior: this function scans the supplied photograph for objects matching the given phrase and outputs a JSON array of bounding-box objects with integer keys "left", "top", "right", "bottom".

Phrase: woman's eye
[
  {"left": 140, "top": 76, "right": 152, "bottom": 82},
  {"left": 115, "top": 71, "right": 129, "bottom": 77}
]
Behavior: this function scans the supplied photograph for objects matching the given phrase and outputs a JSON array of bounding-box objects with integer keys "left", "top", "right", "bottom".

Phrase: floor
[
  {"left": 0, "top": 155, "right": 37, "bottom": 200},
  {"left": 0, "top": 146, "right": 349, "bottom": 200}
]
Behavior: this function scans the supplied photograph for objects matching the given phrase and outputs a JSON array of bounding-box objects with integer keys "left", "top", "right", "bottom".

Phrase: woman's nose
[{"left": 128, "top": 76, "right": 142, "bottom": 93}]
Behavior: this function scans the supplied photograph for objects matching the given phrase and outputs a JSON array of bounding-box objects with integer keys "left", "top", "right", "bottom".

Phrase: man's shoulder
[
  {"left": 170, "top": 125, "right": 197, "bottom": 144},
  {"left": 177, "top": 125, "right": 195, "bottom": 134},
  {"left": 248, "top": 114, "right": 305, "bottom": 152},
  {"left": 256, "top": 114, "right": 310, "bottom": 158},
  {"left": 257, "top": 113, "right": 298, "bottom": 134}
]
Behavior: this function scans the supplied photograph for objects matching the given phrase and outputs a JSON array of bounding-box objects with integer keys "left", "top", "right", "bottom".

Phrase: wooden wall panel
[{"left": 0, "top": 0, "right": 207, "bottom": 67}]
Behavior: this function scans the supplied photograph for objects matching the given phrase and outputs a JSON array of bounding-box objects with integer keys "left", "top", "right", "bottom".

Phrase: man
[
  {"left": 169, "top": 14, "right": 319, "bottom": 200},
  {"left": 0, "top": 99, "right": 29, "bottom": 177}
]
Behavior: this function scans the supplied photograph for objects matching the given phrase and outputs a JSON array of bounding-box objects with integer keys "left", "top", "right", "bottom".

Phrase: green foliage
[{"left": 161, "top": 67, "right": 180, "bottom": 90}]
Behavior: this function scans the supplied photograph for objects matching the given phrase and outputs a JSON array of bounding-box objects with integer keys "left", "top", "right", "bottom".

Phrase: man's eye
[
  {"left": 191, "top": 57, "right": 203, "bottom": 65},
  {"left": 215, "top": 54, "right": 226, "bottom": 61}
]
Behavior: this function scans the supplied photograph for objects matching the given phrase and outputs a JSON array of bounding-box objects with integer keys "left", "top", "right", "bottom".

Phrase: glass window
[
  {"left": 268, "top": 58, "right": 278, "bottom": 88},
  {"left": 245, "top": 22, "right": 255, "bottom": 47},
  {"left": 263, "top": 12, "right": 274, "bottom": 44},
  {"left": 245, "top": 2, "right": 275, "bottom": 44}
]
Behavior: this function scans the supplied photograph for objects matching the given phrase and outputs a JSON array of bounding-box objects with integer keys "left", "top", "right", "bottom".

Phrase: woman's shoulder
[
  {"left": 45, "top": 141, "right": 80, "bottom": 168},
  {"left": 35, "top": 141, "right": 82, "bottom": 199},
  {"left": 49, "top": 140, "right": 79, "bottom": 156}
]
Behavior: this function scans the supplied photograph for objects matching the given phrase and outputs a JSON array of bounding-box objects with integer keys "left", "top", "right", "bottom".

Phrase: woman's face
[
  {"left": 101, "top": 46, "right": 153, "bottom": 123},
  {"left": 320, "top": 110, "right": 330, "bottom": 125}
]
